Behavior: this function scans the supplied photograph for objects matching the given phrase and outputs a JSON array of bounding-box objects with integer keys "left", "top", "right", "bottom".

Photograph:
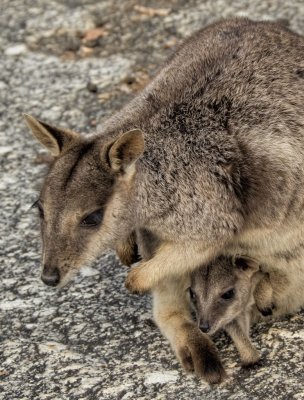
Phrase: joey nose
[
  {"left": 41, "top": 267, "right": 60, "bottom": 287},
  {"left": 200, "top": 321, "right": 210, "bottom": 333}
]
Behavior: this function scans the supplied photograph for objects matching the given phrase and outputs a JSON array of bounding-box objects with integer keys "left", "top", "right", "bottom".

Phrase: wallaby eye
[
  {"left": 80, "top": 209, "right": 103, "bottom": 227},
  {"left": 32, "top": 200, "right": 44, "bottom": 219},
  {"left": 221, "top": 289, "right": 235, "bottom": 300},
  {"left": 37, "top": 203, "right": 44, "bottom": 219}
]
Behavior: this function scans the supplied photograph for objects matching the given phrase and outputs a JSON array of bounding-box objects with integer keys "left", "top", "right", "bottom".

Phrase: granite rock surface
[{"left": 0, "top": 1, "right": 303, "bottom": 399}]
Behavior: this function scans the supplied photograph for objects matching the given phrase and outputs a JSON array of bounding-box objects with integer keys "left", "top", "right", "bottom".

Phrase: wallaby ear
[
  {"left": 233, "top": 255, "right": 259, "bottom": 277},
  {"left": 106, "top": 129, "right": 144, "bottom": 173},
  {"left": 24, "top": 114, "right": 79, "bottom": 156}
]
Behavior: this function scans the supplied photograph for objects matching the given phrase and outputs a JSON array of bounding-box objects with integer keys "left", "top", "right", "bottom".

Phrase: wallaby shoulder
[{"left": 97, "top": 18, "right": 304, "bottom": 240}]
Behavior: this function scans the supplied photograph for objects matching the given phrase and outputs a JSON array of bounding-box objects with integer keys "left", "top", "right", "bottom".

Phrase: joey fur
[
  {"left": 190, "top": 256, "right": 273, "bottom": 366},
  {"left": 25, "top": 18, "right": 304, "bottom": 382}
]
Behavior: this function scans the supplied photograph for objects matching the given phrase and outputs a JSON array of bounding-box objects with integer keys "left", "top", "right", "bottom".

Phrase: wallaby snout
[{"left": 41, "top": 265, "right": 60, "bottom": 287}]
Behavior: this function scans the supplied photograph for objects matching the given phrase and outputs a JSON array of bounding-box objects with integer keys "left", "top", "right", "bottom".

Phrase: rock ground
[{"left": 0, "top": 1, "right": 303, "bottom": 399}]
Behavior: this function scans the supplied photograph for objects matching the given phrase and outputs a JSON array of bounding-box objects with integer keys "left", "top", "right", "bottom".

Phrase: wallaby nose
[
  {"left": 200, "top": 321, "right": 210, "bottom": 333},
  {"left": 41, "top": 267, "right": 60, "bottom": 287}
]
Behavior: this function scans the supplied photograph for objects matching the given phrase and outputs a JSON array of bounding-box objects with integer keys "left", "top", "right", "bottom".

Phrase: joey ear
[
  {"left": 24, "top": 114, "right": 80, "bottom": 156},
  {"left": 106, "top": 129, "right": 144, "bottom": 172},
  {"left": 233, "top": 255, "right": 259, "bottom": 277}
]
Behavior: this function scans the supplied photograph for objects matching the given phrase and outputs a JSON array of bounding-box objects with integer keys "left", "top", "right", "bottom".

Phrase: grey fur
[
  {"left": 25, "top": 18, "right": 304, "bottom": 383},
  {"left": 190, "top": 256, "right": 272, "bottom": 366}
]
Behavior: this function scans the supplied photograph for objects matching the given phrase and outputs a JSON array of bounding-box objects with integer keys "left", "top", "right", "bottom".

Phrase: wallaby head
[
  {"left": 25, "top": 114, "right": 144, "bottom": 287},
  {"left": 190, "top": 256, "right": 259, "bottom": 335}
]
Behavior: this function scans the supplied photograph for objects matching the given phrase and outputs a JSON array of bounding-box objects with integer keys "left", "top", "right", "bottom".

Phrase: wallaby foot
[
  {"left": 177, "top": 322, "right": 227, "bottom": 383},
  {"left": 225, "top": 319, "right": 260, "bottom": 368},
  {"left": 152, "top": 275, "right": 226, "bottom": 384}
]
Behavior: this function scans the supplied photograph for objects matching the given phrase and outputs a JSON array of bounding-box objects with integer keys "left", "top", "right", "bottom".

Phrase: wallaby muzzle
[{"left": 41, "top": 265, "right": 60, "bottom": 287}]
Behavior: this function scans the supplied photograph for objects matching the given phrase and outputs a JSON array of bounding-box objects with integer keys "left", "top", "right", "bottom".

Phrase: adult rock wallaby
[{"left": 25, "top": 18, "right": 304, "bottom": 383}]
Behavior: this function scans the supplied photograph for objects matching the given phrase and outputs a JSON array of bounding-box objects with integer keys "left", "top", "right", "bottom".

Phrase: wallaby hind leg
[
  {"left": 225, "top": 318, "right": 260, "bottom": 367},
  {"left": 254, "top": 273, "right": 274, "bottom": 316},
  {"left": 153, "top": 275, "right": 227, "bottom": 383}
]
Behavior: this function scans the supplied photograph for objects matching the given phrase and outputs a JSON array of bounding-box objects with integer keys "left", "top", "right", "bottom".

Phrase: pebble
[
  {"left": 144, "top": 371, "right": 179, "bottom": 385},
  {"left": 86, "top": 81, "right": 98, "bottom": 93},
  {"left": 5, "top": 44, "right": 27, "bottom": 56},
  {"left": 0, "top": 145, "right": 12, "bottom": 156}
]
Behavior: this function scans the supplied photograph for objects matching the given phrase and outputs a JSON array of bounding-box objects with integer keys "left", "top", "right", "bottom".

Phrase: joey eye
[
  {"left": 221, "top": 289, "right": 235, "bottom": 300},
  {"left": 80, "top": 209, "right": 103, "bottom": 227},
  {"left": 189, "top": 287, "right": 196, "bottom": 302}
]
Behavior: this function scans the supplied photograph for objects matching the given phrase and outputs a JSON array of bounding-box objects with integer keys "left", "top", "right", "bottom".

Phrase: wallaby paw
[
  {"left": 177, "top": 326, "right": 226, "bottom": 384},
  {"left": 125, "top": 265, "right": 151, "bottom": 294}
]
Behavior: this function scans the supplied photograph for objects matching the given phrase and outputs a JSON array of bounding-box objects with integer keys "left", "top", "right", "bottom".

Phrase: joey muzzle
[
  {"left": 41, "top": 265, "right": 60, "bottom": 287},
  {"left": 199, "top": 321, "right": 210, "bottom": 333}
]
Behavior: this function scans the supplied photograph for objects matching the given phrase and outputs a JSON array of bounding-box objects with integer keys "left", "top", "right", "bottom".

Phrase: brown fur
[
  {"left": 116, "top": 231, "right": 140, "bottom": 266},
  {"left": 25, "top": 18, "right": 304, "bottom": 382},
  {"left": 190, "top": 256, "right": 272, "bottom": 366}
]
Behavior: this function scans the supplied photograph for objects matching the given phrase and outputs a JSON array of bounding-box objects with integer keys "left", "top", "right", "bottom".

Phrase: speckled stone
[{"left": 0, "top": 1, "right": 303, "bottom": 399}]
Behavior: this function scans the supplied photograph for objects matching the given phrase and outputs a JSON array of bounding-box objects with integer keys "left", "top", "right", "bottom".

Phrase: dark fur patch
[
  {"left": 179, "top": 347, "right": 195, "bottom": 372},
  {"left": 234, "top": 257, "right": 249, "bottom": 271},
  {"left": 274, "top": 241, "right": 304, "bottom": 262},
  {"left": 201, "top": 345, "right": 227, "bottom": 384},
  {"left": 259, "top": 307, "right": 273, "bottom": 316},
  {"left": 296, "top": 69, "right": 304, "bottom": 78},
  {"left": 63, "top": 142, "right": 94, "bottom": 189},
  {"left": 179, "top": 322, "right": 226, "bottom": 382},
  {"left": 39, "top": 121, "right": 65, "bottom": 150},
  {"left": 130, "top": 242, "right": 142, "bottom": 264},
  {"left": 137, "top": 228, "right": 161, "bottom": 260}
]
